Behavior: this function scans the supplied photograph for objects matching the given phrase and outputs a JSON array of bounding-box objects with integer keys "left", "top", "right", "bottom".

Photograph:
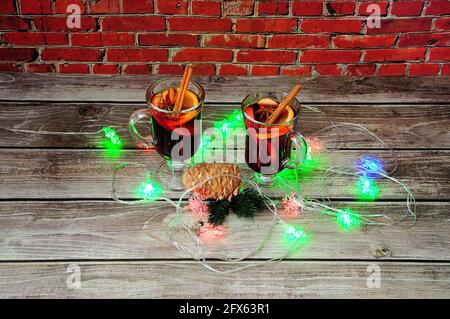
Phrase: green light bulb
[
  {"left": 356, "top": 176, "right": 379, "bottom": 201},
  {"left": 136, "top": 179, "right": 164, "bottom": 202},
  {"left": 102, "top": 127, "right": 122, "bottom": 147},
  {"left": 284, "top": 224, "right": 306, "bottom": 241},
  {"left": 336, "top": 209, "right": 361, "bottom": 231}
]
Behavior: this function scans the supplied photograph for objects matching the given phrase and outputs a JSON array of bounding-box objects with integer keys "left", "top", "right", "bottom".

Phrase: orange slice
[
  {"left": 180, "top": 89, "right": 199, "bottom": 109},
  {"left": 258, "top": 97, "right": 278, "bottom": 107},
  {"left": 274, "top": 105, "right": 294, "bottom": 124},
  {"left": 255, "top": 105, "right": 295, "bottom": 139}
]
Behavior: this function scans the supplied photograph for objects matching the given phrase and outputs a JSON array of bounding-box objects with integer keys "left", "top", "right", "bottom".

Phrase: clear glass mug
[
  {"left": 241, "top": 91, "right": 308, "bottom": 187},
  {"left": 129, "top": 78, "right": 205, "bottom": 190}
]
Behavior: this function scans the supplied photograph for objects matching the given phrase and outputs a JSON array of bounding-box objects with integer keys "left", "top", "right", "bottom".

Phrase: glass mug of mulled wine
[
  {"left": 241, "top": 92, "right": 308, "bottom": 187},
  {"left": 129, "top": 78, "right": 205, "bottom": 190}
]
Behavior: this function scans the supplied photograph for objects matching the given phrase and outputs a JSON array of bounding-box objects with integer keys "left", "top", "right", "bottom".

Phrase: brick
[
  {"left": 204, "top": 34, "right": 265, "bottom": 48},
  {"left": 102, "top": 16, "right": 165, "bottom": 31},
  {"left": 398, "top": 33, "right": 450, "bottom": 47},
  {"left": 191, "top": 64, "right": 216, "bottom": 75},
  {"left": 281, "top": 65, "right": 311, "bottom": 76},
  {"left": 93, "top": 64, "right": 118, "bottom": 74},
  {"left": 236, "top": 50, "right": 296, "bottom": 64},
  {"left": 333, "top": 35, "right": 396, "bottom": 48},
  {"left": 346, "top": 64, "right": 376, "bottom": 76},
  {"left": 25, "top": 63, "right": 55, "bottom": 73},
  {"left": 58, "top": 63, "right": 89, "bottom": 74},
  {"left": 236, "top": 18, "right": 297, "bottom": 33},
  {"left": 257, "top": 1, "right": 289, "bottom": 15},
  {"left": 123, "top": 64, "right": 151, "bottom": 75},
  {"left": 326, "top": 2, "right": 356, "bottom": 15},
  {"left": 0, "top": 63, "right": 21, "bottom": 72},
  {"left": 223, "top": 0, "right": 254, "bottom": 16},
  {"left": 169, "top": 17, "right": 232, "bottom": 31},
  {"left": 441, "top": 64, "right": 450, "bottom": 75},
  {"left": 54, "top": 0, "right": 86, "bottom": 14},
  {"left": 358, "top": 2, "right": 389, "bottom": 15},
  {"left": 41, "top": 48, "right": 102, "bottom": 62},
  {"left": 364, "top": 48, "right": 426, "bottom": 62},
  {"left": 218, "top": 64, "right": 247, "bottom": 75},
  {"left": 20, "top": 0, "right": 51, "bottom": 14},
  {"left": 429, "top": 48, "right": 450, "bottom": 61},
  {"left": 139, "top": 33, "right": 199, "bottom": 47},
  {"left": 377, "top": 64, "right": 407, "bottom": 76},
  {"left": 158, "top": 64, "right": 184, "bottom": 75},
  {"left": 0, "top": 17, "right": 29, "bottom": 30},
  {"left": 313, "top": 64, "right": 344, "bottom": 75},
  {"left": 292, "top": 1, "right": 323, "bottom": 16},
  {"left": 3, "top": 32, "right": 67, "bottom": 45},
  {"left": 301, "top": 50, "right": 361, "bottom": 63},
  {"left": 0, "top": 0, "right": 16, "bottom": 13},
  {"left": 122, "top": 0, "right": 153, "bottom": 13},
  {"left": 0, "top": 48, "right": 35, "bottom": 61},
  {"left": 301, "top": 19, "right": 363, "bottom": 33},
  {"left": 409, "top": 63, "right": 440, "bottom": 75},
  {"left": 34, "top": 17, "right": 97, "bottom": 32},
  {"left": 367, "top": 18, "right": 432, "bottom": 34},
  {"left": 107, "top": 48, "right": 168, "bottom": 62},
  {"left": 250, "top": 65, "right": 279, "bottom": 75},
  {"left": 89, "top": 0, "right": 120, "bottom": 13},
  {"left": 426, "top": 1, "right": 450, "bottom": 15},
  {"left": 192, "top": 1, "right": 221, "bottom": 16},
  {"left": 268, "top": 35, "right": 330, "bottom": 49},
  {"left": 391, "top": 1, "right": 424, "bottom": 16},
  {"left": 158, "top": 64, "right": 216, "bottom": 75},
  {"left": 172, "top": 48, "right": 233, "bottom": 62},
  {"left": 156, "top": 0, "right": 188, "bottom": 14},
  {"left": 71, "top": 33, "right": 134, "bottom": 47},
  {"left": 435, "top": 18, "right": 450, "bottom": 31}
]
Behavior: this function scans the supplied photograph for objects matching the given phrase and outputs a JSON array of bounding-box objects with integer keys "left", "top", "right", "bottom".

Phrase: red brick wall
[{"left": 0, "top": 0, "right": 449, "bottom": 76}]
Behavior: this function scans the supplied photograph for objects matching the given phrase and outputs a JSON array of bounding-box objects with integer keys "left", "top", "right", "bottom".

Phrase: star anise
[{"left": 255, "top": 105, "right": 277, "bottom": 122}]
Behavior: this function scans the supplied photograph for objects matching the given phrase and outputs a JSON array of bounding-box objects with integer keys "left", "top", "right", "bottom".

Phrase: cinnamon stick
[
  {"left": 266, "top": 84, "right": 301, "bottom": 125},
  {"left": 173, "top": 67, "right": 189, "bottom": 111},
  {"left": 174, "top": 67, "right": 193, "bottom": 112}
]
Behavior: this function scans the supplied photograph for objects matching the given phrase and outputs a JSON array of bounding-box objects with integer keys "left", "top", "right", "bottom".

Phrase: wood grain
[
  {"left": 0, "top": 261, "right": 449, "bottom": 298},
  {"left": 0, "top": 201, "right": 446, "bottom": 261},
  {"left": 0, "top": 149, "right": 448, "bottom": 200},
  {"left": 1, "top": 102, "right": 449, "bottom": 149},
  {"left": 1, "top": 73, "right": 449, "bottom": 103}
]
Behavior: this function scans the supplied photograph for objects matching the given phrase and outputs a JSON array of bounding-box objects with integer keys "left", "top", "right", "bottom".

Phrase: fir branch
[{"left": 207, "top": 199, "right": 230, "bottom": 226}]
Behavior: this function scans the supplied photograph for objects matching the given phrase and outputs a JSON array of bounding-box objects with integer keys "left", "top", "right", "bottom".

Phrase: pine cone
[{"left": 182, "top": 163, "right": 241, "bottom": 200}]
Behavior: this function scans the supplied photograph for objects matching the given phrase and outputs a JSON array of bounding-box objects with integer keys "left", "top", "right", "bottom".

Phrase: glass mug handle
[
  {"left": 284, "top": 131, "right": 308, "bottom": 169},
  {"left": 128, "top": 109, "right": 155, "bottom": 148}
]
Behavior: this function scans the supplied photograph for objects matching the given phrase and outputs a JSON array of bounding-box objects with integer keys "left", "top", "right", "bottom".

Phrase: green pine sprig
[
  {"left": 207, "top": 199, "right": 230, "bottom": 226},
  {"left": 206, "top": 188, "right": 269, "bottom": 225}
]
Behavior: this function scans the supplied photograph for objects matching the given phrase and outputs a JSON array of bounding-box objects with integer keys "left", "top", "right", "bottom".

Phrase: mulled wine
[
  {"left": 243, "top": 98, "right": 296, "bottom": 175},
  {"left": 149, "top": 87, "right": 201, "bottom": 160}
]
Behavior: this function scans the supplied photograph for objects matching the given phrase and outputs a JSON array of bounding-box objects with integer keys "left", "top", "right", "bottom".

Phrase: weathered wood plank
[
  {"left": 1, "top": 73, "right": 449, "bottom": 103},
  {"left": 0, "top": 201, "right": 446, "bottom": 261},
  {"left": 0, "top": 261, "right": 448, "bottom": 298},
  {"left": 1, "top": 102, "right": 449, "bottom": 149},
  {"left": 0, "top": 149, "right": 448, "bottom": 200}
]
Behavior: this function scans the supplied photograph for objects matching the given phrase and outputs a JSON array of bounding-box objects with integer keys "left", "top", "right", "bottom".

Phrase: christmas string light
[
  {"left": 102, "top": 127, "right": 122, "bottom": 147},
  {"left": 356, "top": 155, "right": 385, "bottom": 178},
  {"left": 335, "top": 208, "right": 362, "bottom": 231},
  {"left": 110, "top": 106, "right": 416, "bottom": 273},
  {"left": 355, "top": 175, "right": 380, "bottom": 201}
]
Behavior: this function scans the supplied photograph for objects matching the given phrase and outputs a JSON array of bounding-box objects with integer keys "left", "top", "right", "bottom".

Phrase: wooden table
[{"left": 0, "top": 73, "right": 449, "bottom": 298}]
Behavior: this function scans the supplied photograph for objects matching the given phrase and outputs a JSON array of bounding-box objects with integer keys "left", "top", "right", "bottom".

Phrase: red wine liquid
[
  {"left": 244, "top": 103, "right": 295, "bottom": 175},
  {"left": 150, "top": 102, "right": 201, "bottom": 161}
]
